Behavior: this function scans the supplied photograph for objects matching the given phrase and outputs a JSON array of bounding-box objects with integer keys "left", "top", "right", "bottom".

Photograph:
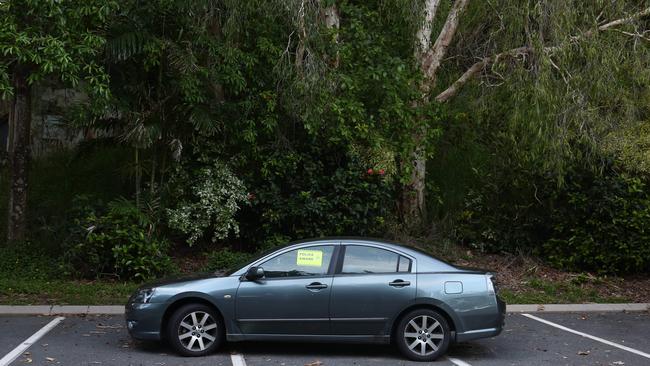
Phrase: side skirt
[{"left": 227, "top": 333, "right": 390, "bottom": 344}]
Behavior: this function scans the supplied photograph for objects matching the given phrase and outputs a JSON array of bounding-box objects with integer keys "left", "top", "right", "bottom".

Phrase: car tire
[
  {"left": 395, "top": 308, "right": 451, "bottom": 362},
  {"left": 166, "top": 303, "right": 224, "bottom": 357}
]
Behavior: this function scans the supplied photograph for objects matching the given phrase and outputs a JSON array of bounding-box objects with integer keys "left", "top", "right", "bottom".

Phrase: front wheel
[
  {"left": 166, "top": 304, "right": 224, "bottom": 357},
  {"left": 396, "top": 309, "right": 451, "bottom": 361}
]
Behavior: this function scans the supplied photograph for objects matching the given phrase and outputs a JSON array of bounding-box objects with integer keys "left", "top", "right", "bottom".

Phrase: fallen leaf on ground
[
  {"left": 96, "top": 324, "right": 122, "bottom": 329},
  {"left": 305, "top": 361, "right": 323, "bottom": 366},
  {"left": 45, "top": 357, "right": 56, "bottom": 362},
  {"left": 577, "top": 350, "right": 590, "bottom": 356},
  {"left": 22, "top": 358, "right": 32, "bottom": 363}
]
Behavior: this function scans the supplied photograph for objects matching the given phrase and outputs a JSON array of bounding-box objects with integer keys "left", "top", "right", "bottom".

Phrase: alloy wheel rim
[
  {"left": 403, "top": 315, "right": 444, "bottom": 356},
  {"left": 178, "top": 311, "right": 218, "bottom": 352}
]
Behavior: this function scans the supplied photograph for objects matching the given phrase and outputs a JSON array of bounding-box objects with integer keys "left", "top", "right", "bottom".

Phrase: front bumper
[{"left": 125, "top": 302, "right": 166, "bottom": 341}]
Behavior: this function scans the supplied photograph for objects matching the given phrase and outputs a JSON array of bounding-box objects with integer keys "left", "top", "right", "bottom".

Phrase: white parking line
[
  {"left": 0, "top": 316, "right": 65, "bottom": 366},
  {"left": 230, "top": 352, "right": 247, "bottom": 366},
  {"left": 445, "top": 356, "right": 473, "bottom": 366},
  {"left": 522, "top": 313, "right": 650, "bottom": 359}
]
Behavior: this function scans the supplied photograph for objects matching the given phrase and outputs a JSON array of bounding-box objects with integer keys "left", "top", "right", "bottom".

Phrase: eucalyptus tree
[
  {"left": 403, "top": 0, "right": 650, "bottom": 226},
  {"left": 0, "top": 0, "right": 116, "bottom": 242},
  {"left": 429, "top": 0, "right": 650, "bottom": 200}
]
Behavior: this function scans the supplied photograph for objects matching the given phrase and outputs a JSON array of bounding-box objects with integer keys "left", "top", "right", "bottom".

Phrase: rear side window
[
  {"left": 398, "top": 255, "right": 411, "bottom": 272},
  {"left": 341, "top": 246, "right": 411, "bottom": 274}
]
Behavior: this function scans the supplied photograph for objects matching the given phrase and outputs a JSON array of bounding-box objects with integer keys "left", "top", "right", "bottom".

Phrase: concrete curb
[
  {"left": 0, "top": 303, "right": 648, "bottom": 315},
  {"left": 507, "top": 303, "right": 650, "bottom": 313},
  {"left": 0, "top": 305, "right": 125, "bottom": 315}
]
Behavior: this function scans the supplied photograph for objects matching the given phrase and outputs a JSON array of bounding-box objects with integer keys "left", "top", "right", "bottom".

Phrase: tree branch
[
  {"left": 598, "top": 7, "right": 650, "bottom": 30},
  {"left": 421, "top": 0, "right": 470, "bottom": 88},
  {"left": 295, "top": 0, "right": 307, "bottom": 73},
  {"left": 415, "top": 0, "right": 443, "bottom": 60},
  {"left": 435, "top": 47, "right": 531, "bottom": 102},
  {"left": 435, "top": 6, "right": 650, "bottom": 102}
]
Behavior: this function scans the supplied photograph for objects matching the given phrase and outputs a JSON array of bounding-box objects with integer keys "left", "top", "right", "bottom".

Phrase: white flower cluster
[{"left": 167, "top": 162, "right": 248, "bottom": 245}]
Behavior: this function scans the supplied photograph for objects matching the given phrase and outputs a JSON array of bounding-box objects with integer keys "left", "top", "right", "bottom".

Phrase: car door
[
  {"left": 330, "top": 244, "right": 416, "bottom": 335},
  {"left": 235, "top": 244, "right": 337, "bottom": 335}
]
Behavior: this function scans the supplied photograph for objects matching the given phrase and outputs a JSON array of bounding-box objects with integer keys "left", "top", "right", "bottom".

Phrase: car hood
[{"left": 142, "top": 272, "right": 223, "bottom": 288}]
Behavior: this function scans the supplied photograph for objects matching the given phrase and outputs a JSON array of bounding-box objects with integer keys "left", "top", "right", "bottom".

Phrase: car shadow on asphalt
[{"left": 229, "top": 341, "right": 404, "bottom": 359}]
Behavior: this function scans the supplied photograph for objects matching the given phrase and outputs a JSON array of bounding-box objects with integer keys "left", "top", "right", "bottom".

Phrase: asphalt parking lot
[{"left": 1, "top": 312, "right": 648, "bottom": 366}]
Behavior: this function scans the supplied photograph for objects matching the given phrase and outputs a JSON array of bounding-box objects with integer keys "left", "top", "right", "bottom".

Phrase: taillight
[{"left": 486, "top": 274, "right": 498, "bottom": 295}]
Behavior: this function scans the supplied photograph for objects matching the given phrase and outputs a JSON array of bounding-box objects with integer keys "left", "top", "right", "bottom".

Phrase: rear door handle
[
  {"left": 389, "top": 280, "right": 411, "bottom": 287},
  {"left": 306, "top": 282, "right": 328, "bottom": 290}
]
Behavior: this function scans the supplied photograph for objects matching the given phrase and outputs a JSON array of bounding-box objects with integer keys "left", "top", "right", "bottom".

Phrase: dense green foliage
[
  {"left": 62, "top": 197, "right": 172, "bottom": 280},
  {"left": 0, "top": 0, "right": 116, "bottom": 98},
  {"left": 545, "top": 170, "right": 650, "bottom": 274},
  {"left": 1, "top": 0, "right": 650, "bottom": 280},
  {"left": 202, "top": 248, "right": 254, "bottom": 273},
  {"left": 452, "top": 162, "right": 650, "bottom": 274},
  {"left": 237, "top": 148, "right": 394, "bottom": 245}
]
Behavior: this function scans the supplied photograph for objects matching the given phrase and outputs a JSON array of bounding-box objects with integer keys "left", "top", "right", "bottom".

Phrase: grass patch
[
  {"left": 0, "top": 279, "right": 138, "bottom": 305},
  {"left": 499, "top": 277, "right": 631, "bottom": 304},
  {"left": 0, "top": 243, "right": 138, "bottom": 305}
]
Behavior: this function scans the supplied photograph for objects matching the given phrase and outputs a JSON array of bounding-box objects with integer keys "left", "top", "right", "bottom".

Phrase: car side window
[
  {"left": 259, "top": 245, "right": 334, "bottom": 278},
  {"left": 398, "top": 255, "right": 412, "bottom": 272},
  {"left": 341, "top": 245, "right": 411, "bottom": 274}
]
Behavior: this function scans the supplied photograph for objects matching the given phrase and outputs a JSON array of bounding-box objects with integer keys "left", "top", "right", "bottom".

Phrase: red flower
[
  {"left": 367, "top": 168, "right": 374, "bottom": 175},
  {"left": 378, "top": 169, "right": 385, "bottom": 175}
]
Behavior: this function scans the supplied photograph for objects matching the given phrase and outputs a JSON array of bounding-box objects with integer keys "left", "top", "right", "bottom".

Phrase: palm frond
[{"left": 106, "top": 31, "right": 151, "bottom": 62}]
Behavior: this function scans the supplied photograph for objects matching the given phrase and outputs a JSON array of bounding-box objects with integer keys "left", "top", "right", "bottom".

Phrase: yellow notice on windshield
[{"left": 296, "top": 249, "right": 323, "bottom": 267}]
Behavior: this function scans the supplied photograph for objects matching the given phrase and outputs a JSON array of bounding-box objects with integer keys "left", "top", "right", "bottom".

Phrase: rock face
[{"left": 1, "top": 80, "right": 91, "bottom": 157}]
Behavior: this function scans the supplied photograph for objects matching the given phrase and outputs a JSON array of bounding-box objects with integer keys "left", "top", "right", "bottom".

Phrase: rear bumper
[
  {"left": 125, "top": 302, "right": 166, "bottom": 341},
  {"left": 456, "top": 295, "right": 506, "bottom": 342}
]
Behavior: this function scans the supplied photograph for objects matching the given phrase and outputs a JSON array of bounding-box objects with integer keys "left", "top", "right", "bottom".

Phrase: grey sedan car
[{"left": 126, "top": 238, "right": 505, "bottom": 361}]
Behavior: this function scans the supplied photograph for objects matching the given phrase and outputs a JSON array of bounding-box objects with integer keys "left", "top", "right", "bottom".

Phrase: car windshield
[{"left": 220, "top": 244, "right": 292, "bottom": 276}]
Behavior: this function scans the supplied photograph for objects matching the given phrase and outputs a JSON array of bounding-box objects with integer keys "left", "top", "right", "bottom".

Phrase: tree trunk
[
  {"left": 322, "top": 3, "right": 340, "bottom": 67},
  {"left": 7, "top": 69, "right": 31, "bottom": 242},
  {"left": 401, "top": 0, "right": 470, "bottom": 228},
  {"left": 401, "top": 132, "right": 427, "bottom": 226}
]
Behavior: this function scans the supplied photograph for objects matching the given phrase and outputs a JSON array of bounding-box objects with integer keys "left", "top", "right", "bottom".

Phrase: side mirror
[{"left": 245, "top": 266, "right": 265, "bottom": 281}]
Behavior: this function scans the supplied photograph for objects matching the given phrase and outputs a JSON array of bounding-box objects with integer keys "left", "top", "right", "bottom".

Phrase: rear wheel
[
  {"left": 396, "top": 309, "right": 451, "bottom": 361},
  {"left": 166, "top": 303, "right": 224, "bottom": 357}
]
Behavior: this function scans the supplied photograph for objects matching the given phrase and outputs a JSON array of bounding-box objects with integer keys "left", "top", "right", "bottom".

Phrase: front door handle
[
  {"left": 306, "top": 282, "right": 328, "bottom": 290},
  {"left": 389, "top": 279, "right": 411, "bottom": 287}
]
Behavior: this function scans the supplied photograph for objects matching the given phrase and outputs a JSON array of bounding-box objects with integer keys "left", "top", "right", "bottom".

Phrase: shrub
[
  {"left": 62, "top": 198, "right": 172, "bottom": 280},
  {"left": 543, "top": 172, "right": 650, "bottom": 274},
  {"left": 452, "top": 168, "right": 552, "bottom": 253},
  {"left": 454, "top": 165, "right": 650, "bottom": 274},
  {"left": 0, "top": 141, "right": 132, "bottom": 247},
  {"left": 167, "top": 160, "right": 249, "bottom": 246},
  {"left": 0, "top": 242, "right": 61, "bottom": 281},
  {"left": 238, "top": 152, "right": 394, "bottom": 245},
  {"left": 202, "top": 248, "right": 253, "bottom": 272}
]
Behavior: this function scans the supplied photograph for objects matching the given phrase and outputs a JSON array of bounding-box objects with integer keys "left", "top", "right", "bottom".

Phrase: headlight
[{"left": 132, "top": 288, "right": 156, "bottom": 303}]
